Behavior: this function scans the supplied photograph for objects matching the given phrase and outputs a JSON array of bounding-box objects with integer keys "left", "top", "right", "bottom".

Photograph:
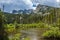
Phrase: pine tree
[{"left": 0, "top": 12, "right": 9, "bottom": 40}]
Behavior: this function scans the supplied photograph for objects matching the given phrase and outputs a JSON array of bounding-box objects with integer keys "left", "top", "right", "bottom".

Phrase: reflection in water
[
  {"left": 30, "top": 35, "right": 37, "bottom": 40},
  {"left": 20, "top": 29, "right": 40, "bottom": 40}
]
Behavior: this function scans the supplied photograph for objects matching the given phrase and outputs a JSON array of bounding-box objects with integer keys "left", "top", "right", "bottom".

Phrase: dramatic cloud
[
  {"left": 56, "top": 0, "right": 60, "bottom": 2},
  {"left": 0, "top": 0, "right": 60, "bottom": 12},
  {"left": 32, "top": 0, "right": 60, "bottom": 7}
]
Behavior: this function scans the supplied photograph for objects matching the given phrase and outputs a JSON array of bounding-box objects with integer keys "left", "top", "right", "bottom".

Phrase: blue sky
[{"left": 0, "top": 0, "right": 60, "bottom": 13}]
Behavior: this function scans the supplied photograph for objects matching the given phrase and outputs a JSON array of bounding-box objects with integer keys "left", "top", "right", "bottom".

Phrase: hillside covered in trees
[{"left": 3, "top": 4, "right": 60, "bottom": 24}]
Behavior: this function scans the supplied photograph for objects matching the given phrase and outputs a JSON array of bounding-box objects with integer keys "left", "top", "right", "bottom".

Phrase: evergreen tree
[{"left": 0, "top": 12, "right": 9, "bottom": 40}]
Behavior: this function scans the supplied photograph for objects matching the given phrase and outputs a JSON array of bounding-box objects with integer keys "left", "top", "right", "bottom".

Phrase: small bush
[
  {"left": 5, "top": 24, "right": 16, "bottom": 34},
  {"left": 42, "top": 27, "right": 60, "bottom": 39},
  {"left": 9, "top": 33, "right": 21, "bottom": 40}
]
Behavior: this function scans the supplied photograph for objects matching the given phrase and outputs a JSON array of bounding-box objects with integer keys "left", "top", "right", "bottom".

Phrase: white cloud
[
  {"left": 22, "top": 0, "right": 33, "bottom": 9},
  {"left": 0, "top": 0, "right": 34, "bottom": 8},
  {"left": 33, "top": 7, "right": 36, "bottom": 10},
  {"left": 56, "top": 0, "right": 60, "bottom": 2},
  {"left": 23, "top": 0, "right": 32, "bottom": 5}
]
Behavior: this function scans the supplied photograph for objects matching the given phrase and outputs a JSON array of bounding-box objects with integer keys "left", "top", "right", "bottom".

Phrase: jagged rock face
[
  {"left": 12, "top": 4, "right": 52, "bottom": 14},
  {"left": 12, "top": 10, "right": 17, "bottom": 13},
  {"left": 12, "top": 9, "right": 34, "bottom": 14},
  {"left": 35, "top": 4, "right": 60, "bottom": 24},
  {"left": 35, "top": 4, "right": 49, "bottom": 13}
]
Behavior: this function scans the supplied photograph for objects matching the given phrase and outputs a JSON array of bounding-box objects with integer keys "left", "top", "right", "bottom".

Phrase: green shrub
[
  {"left": 18, "top": 22, "right": 50, "bottom": 30},
  {"left": 42, "top": 27, "right": 60, "bottom": 38},
  {"left": 5, "top": 24, "right": 16, "bottom": 33},
  {"left": 22, "top": 37, "right": 30, "bottom": 40},
  {"left": 9, "top": 33, "right": 21, "bottom": 40}
]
